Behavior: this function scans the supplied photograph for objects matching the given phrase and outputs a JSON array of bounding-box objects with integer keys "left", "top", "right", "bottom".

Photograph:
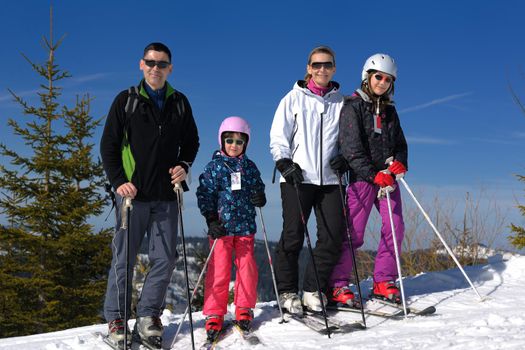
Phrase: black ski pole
[
  {"left": 257, "top": 207, "right": 286, "bottom": 324},
  {"left": 121, "top": 196, "right": 133, "bottom": 349},
  {"left": 171, "top": 239, "right": 219, "bottom": 346},
  {"left": 292, "top": 183, "right": 331, "bottom": 338},
  {"left": 174, "top": 183, "right": 195, "bottom": 350},
  {"left": 336, "top": 172, "right": 366, "bottom": 328}
]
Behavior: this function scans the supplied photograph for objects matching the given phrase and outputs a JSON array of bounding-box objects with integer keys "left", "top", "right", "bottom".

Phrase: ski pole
[
  {"left": 171, "top": 238, "right": 219, "bottom": 346},
  {"left": 336, "top": 173, "right": 366, "bottom": 327},
  {"left": 120, "top": 196, "right": 132, "bottom": 349},
  {"left": 397, "top": 177, "right": 484, "bottom": 300},
  {"left": 174, "top": 183, "right": 195, "bottom": 350},
  {"left": 384, "top": 157, "right": 484, "bottom": 300},
  {"left": 292, "top": 183, "right": 331, "bottom": 338},
  {"left": 257, "top": 207, "right": 286, "bottom": 324},
  {"left": 383, "top": 186, "right": 409, "bottom": 317}
]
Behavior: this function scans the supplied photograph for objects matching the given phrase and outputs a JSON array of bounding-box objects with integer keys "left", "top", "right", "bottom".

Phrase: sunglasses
[
  {"left": 310, "top": 61, "right": 334, "bottom": 70},
  {"left": 143, "top": 59, "right": 171, "bottom": 69},
  {"left": 374, "top": 73, "right": 393, "bottom": 83},
  {"left": 225, "top": 138, "right": 245, "bottom": 146}
]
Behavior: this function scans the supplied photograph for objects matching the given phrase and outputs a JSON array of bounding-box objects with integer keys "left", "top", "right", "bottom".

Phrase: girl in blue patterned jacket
[{"left": 196, "top": 116, "right": 266, "bottom": 338}]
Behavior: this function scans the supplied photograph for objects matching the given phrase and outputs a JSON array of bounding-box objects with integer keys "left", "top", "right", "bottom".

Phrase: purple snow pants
[{"left": 329, "top": 181, "right": 405, "bottom": 287}]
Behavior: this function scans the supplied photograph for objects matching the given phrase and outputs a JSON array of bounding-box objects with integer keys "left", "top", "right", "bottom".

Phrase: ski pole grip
[
  {"left": 120, "top": 197, "right": 132, "bottom": 230},
  {"left": 123, "top": 196, "right": 133, "bottom": 210},
  {"left": 174, "top": 183, "right": 184, "bottom": 209}
]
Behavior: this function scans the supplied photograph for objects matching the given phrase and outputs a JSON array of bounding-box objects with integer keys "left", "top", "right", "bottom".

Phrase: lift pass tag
[
  {"left": 231, "top": 172, "right": 242, "bottom": 190},
  {"left": 374, "top": 114, "right": 382, "bottom": 134}
]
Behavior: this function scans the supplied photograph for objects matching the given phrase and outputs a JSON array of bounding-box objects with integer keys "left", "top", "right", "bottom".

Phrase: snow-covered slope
[{"left": 1, "top": 254, "right": 524, "bottom": 349}]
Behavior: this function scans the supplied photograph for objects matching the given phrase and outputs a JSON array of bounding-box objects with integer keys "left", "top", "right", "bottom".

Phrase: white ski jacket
[{"left": 270, "top": 81, "right": 344, "bottom": 186}]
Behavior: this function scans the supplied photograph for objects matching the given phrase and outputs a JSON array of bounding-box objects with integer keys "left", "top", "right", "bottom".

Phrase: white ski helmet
[
  {"left": 218, "top": 116, "right": 251, "bottom": 152},
  {"left": 361, "top": 53, "right": 397, "bottom": 82}
]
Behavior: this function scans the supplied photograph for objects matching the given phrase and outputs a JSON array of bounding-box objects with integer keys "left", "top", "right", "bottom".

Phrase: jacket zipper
[{"left": 320, "top": 111, "right": 324, "bottom": 186}]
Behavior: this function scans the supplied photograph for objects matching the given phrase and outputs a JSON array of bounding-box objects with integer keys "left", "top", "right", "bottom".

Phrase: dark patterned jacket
[
  {"left": 339, "top": 90, "right": 408, "bottom": 183},
  {"left": 196, "top": 151, "right": 265, "bottom": 236}
]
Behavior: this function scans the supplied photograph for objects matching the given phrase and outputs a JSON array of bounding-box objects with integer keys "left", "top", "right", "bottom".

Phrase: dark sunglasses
[
  {"left": 225, "top": 138, "right": 245, "bottom": 146},
  {"left": 374, "top": 73, "right": 393, "bottom": 83},
  {"left": 143, "top": 59, "right": 171, "bottom": 69},
  {"left": 310, "top": 61, "right": 334, "bottom": 70}
]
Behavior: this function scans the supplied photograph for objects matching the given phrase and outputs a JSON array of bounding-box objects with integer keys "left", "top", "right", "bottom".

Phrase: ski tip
[
  {"left": 349, "top": 322, "right": 367, "bottom": 330},
  {"left": 420, "top": 306, "right": 437, "bottom": 315}
]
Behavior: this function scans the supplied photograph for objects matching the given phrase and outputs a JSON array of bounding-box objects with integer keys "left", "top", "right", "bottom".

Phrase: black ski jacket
[
  {"left": 100, "top": 80, "right": 200, "bottom": 202},
  {"left": 338, "top": 90, "right": 408, "bottom": 183}
]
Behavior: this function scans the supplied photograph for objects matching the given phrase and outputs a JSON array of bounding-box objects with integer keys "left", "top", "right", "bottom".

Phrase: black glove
[
  {"left": 206, "top": 215, "right": 227, "bottom": 239},
  {"left": 276, "top": 158, "right": 304, "bottom": 184},
  {"left": 251, "top": 191, "right": 266, "bottom": 207},
  {"left": 329, "top": 154, "right": 349, "bottom": 174}
]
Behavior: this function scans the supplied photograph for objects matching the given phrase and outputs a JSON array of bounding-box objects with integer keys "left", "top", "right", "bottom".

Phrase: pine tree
[
  {"left": 509, "top": 175, "right": 525, "bottom": 249},
  {"left": 509, "top": 82, "right": 525, "bottom": 249},
  {"left": 0, "top": 9, "right": 112, "bottom": 337}
]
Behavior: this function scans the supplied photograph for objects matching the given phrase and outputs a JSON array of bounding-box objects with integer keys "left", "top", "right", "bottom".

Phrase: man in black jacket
[{"left": 100, "top": 42, "right": 199, "bottom": 349}]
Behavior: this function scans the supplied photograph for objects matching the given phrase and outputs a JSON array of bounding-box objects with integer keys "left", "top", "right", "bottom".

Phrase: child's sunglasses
[{"left": 225, "top": 138, "right": 245, "bottom": 146}]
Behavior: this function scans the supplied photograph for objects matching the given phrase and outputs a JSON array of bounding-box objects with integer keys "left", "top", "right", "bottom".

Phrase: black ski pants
[{"left": 274, "top": 183, "right": 344, "bottom": 294}]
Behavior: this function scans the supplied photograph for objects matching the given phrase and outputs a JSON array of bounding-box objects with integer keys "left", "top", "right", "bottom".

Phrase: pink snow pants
[
  {"left": 203, "top": 234, "right": 258, "bottom": 317},
  {"left": 329, "top": 181, "right": 405, "bottom": 287}
]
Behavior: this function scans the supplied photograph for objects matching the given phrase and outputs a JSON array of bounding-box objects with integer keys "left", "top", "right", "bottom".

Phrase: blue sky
[{"left": 1, "top": 0, "right": 524, "bottom": 249}]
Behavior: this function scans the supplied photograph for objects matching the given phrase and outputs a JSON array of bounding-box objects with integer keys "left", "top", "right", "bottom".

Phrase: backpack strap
[
  {"left": 124, "top": 86, "right": 140, "bottom": 132},
  {"left": 172, "top": 89, "right": 186, "bottom": 117}
]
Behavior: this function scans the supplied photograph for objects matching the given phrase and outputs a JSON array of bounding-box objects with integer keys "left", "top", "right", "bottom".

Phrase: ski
[
  {"left": 287, "top": 313, "right": 338, "bottom": 335},
  {"left": 327, "top": 303, "right": 407, "bottom": 318},
  {"left": 232, "top": 320, "right": 262, "bottom": 345},
  {"left": 93, "top": 331, "right": 132, "bottom": 350},
  {"left": 199, "top": 321, "right": 234, "bottom": 350},
  {"left": 367, "top": 297, "right": 436, "bottom": 316},
  {"left": 304, "top": 310, "right": 366, "bottom": 332},
  {"left": 286, "top": 311, "right": 364, "bottom": 335}
]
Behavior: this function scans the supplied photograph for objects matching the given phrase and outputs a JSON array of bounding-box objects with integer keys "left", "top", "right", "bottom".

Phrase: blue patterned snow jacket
[{"left": 196, "top": 150, "right": 265, "bottom": 236}]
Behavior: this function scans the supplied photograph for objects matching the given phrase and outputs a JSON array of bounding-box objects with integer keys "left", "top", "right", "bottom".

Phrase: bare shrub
[{"left": 352, "top": 186, "right": 508, "bottom": 280}]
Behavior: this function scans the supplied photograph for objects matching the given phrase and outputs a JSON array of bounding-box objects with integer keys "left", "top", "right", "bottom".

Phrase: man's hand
[
  {"left": 170, "top": 164, "right": 188, "bottom": 185},
  {"left": 116, "top": 182, "right": 138, "bottom": 199}
]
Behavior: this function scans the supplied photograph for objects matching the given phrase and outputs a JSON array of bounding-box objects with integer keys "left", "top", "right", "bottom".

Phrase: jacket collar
[{"left": 138, "top": 79, "right": 176, "bottom": 100}]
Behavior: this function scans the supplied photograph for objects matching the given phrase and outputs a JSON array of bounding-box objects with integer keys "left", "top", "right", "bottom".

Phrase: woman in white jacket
[{"left": 270, "top": 46, "right": 349, "bottom": 314}]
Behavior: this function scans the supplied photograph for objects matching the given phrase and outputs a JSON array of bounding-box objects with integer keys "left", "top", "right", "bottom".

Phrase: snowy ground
[{"left": 1, "top": 254, "right": 525, "bottom": 350}]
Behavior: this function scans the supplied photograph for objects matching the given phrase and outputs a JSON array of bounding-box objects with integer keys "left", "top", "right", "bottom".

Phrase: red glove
[
  {"left": 374, "top": 171, "right": 394, "bottom": 188},
  {"left": 388, "top": 160, "right": 406, "bottom": 175}
]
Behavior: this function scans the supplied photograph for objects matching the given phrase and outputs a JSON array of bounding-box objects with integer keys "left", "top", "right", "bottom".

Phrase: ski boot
[
  {"left": 372, "top": 281, "right": 401, "bottom": 304},
  {"left": 133, "top": 316, "right": 163, "bottom": 349},
  {"left": 279, "top": 292, "right": 303, "bottom": 315},
  {"left": 106, "top": 318, "right": 132, "bottom": 349},
  {"left": 329, "top": 286, "right": 356, "bottom": 307},
  {"left": 235, "top": 307, "right": 254, "bottom": 331},
  {"left": 302, "top": 291, "right": 327, "bottom": 313},
  {"left": 205, "top": 315, "right": 224, "bottom": 342}
]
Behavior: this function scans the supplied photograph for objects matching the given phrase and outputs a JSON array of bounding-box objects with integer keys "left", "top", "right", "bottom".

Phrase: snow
[{"left": 1, "top": 254, "right": 525, "bottom": 349}]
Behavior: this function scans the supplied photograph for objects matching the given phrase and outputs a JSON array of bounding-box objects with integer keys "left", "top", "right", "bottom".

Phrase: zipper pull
[{"left": 159, "top": 125, "right": 162, "bottom": 135}]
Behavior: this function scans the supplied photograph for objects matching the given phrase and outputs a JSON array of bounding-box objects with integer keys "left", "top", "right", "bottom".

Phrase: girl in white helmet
[
  {"left": 196, "top": 116, "right": 266, "bottom": 339},
  {"left": 327, "top": 53, "right": 408, "bottom": 306}
]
